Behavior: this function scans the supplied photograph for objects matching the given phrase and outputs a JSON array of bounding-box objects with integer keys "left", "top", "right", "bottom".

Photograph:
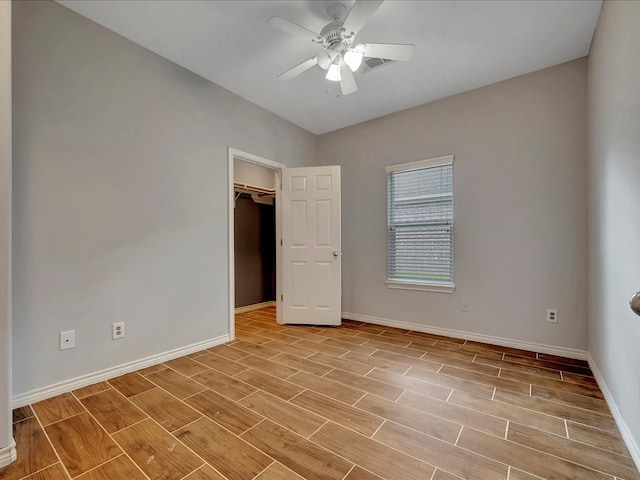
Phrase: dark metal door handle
[{"left": 630, "top": 291, "right": 640, "bottom": 317}]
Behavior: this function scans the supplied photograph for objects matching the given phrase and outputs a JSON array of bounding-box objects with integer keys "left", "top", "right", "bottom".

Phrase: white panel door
[{"left": 280, "top": 166, "right": 341, "bottom": 325}]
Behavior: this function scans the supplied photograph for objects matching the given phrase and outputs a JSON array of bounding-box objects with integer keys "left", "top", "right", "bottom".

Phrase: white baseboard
[
  {"left": 235, "top": 301, "right": 276, "bottom": 314},
  {"left": 342, "top": 312, "right": 588, "bottom": 360},
  {"left": 587, "top": 353, "right": 640, "bottom": 472},
  {"left": 0, "top": 438, "right": 16, "bottom": 468},
  {"left": 12, "top": 334, "right": 230, "bottom": 408}
]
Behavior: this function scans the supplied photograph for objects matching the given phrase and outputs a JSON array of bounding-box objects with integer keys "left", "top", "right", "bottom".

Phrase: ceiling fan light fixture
[
  {"left": 317, "top": 50, "right": 332, "bottom": 69},
  {"left": 344, "top": 49, "right": 363, "bottom": 72},
  {"left": 326, "top": 62, "right": 342, "bottom": 81}
]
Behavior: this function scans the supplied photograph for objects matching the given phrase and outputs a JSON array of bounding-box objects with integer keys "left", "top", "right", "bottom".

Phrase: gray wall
[
  {"left": 587, "top": 0, "right": 640, "bottom": 458},
  {"left": 0, "top": 0, "right": 13, "bottom": 462},
  {"left": 317, "top": 59, "right": 588, "bottom": 351},
  {"left": 12, "top": 0, "right": 316, "bottom": 396}
]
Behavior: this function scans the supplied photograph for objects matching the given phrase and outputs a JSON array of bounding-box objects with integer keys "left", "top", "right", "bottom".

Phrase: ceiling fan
[{"left": 267, "top": 0, "right": 414, "bottom": 95}]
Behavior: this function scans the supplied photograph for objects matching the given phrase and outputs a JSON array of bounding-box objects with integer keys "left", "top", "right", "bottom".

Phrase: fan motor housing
[{"left": 321, "top": 22, "right": 349, "bottom": 46}]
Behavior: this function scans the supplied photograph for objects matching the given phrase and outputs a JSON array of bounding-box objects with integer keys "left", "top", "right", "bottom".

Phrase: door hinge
[
  {"left": 280, "top": 239, "right": 283, "bottom": 246},
  {"left": 280, "top": 294, "right": 283, "bottom": 301}
]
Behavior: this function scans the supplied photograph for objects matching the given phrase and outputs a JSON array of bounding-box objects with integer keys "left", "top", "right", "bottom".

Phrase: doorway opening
[{"left": 227, "top": 148, "right": 285, "bottom": 339}]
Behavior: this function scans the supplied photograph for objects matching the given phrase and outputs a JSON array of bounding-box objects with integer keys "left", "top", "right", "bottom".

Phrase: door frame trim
[{"left": 227, "top": 148, "right": 285, "bottom": 339}]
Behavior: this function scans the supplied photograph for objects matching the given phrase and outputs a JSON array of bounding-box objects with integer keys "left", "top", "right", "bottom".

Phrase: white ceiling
[{"left": 57, "top": 0, "right": 602, "bottom": 135}]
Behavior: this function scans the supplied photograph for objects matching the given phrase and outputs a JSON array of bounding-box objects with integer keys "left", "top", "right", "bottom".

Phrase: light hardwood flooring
[{"left": 2, "top": 307, "right": 638, "bottom": 480}]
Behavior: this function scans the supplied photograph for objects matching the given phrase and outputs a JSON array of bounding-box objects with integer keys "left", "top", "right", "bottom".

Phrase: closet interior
[{"left": 234, "top": 159, "right": 277, "bottom": 310}]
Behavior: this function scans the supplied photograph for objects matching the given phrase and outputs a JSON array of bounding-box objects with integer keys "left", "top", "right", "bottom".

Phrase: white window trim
[
  {"left": 386, "top": 155, "right": 455, "bottom": 293},
  {"left": 385, "top": 280, "right": 455, "bottom": 293},
  {"left": 385, "top": 155, "right": 454, "bottom": 174}
]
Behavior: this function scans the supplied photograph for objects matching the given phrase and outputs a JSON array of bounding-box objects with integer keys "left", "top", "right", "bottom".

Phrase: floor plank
[
  {"left": 175, "top": 417, "right": 272, "bottom": 480},
  {"left": 45, "top": 412, "right": 121, "bottom": 477},
  {"left": 238, "top": 353, "right": 300, "bottom": 379},
  {"left": 448, "top": 390, "right": 567, "bottom": 436},
  {"left": 321, "top": 338, "right": 379, "bottom": 356},
  {"left": 310, "top": 422, "right": 436, "bottom": 480},
  {"left": 75, "top": 455, "right": 147, "bottom": 480},
  {"left": 370, "top": 349, "right": 441, "bottom": 372},
  {"left": 406, "top": 366, "right": 496, "bottom": 398},
  {"left": 1, "top": 417, "right": 59, "bottom": 480},
  {"left": 355, "top": 394, "right": 461, "bottom": 443},
  {"left": 182, "top": 465, "right": 227, "bottom": 480},
  {"left": 362, "top": 339, "right": 426, "bottom": 359},
  {"left": 108, "top": 373, "right": 156, "bottom": 398},
  {"left": 507, "top": 422, "right": 640, "bottom": 480},
  {"left": 473, "top": 355, "right": 562, "bottom": 380},
  {"left": 191, "top": 369, "right": 257, "bottom": 401},
  {"left": 195, "top": 351, "right": 251, "bottom": 376},
  {"left": 130, "top": 387, "right": 202, "bottom": 432},
  {"left": 20, "top": 463, "right": 70, "bottom": 480},
  {"left": 343, "top": 466, "right": 384, "bottom": 480},
  {"left": 341, "top": 351, "right": 411, "bottom": 375},
  {"left": 242, "top": 420, "right": 353, "bottom": 480},
  {"left": 31, "top": 393, "right": 85, "bottom": 426},
  {"left": 566, "top": 421, "right": 632, "bottom": 457},
  {"left": 432, "top": 469, "right": 465, "bottom": 480},
  {"left": 80, "top": 388, "right": 147, "bottom": 434},
  {"left": 457, "top": 427, "right": 612, "bottom": 480},
  {"left": 12, "top": 405, "right": 34, "bottom": 423},
  {"left": 207, "top": 344, "right": 251, "bottom": 361},
  {"left": 493, "top": 388, "right": 617, "bottom": 432},
  {"left": 239, "top": 390, "right": 326, "bottom": 437},
  {"left": 186, "top": 388, "right": 263, "bottom": 435},
  {"left": 114, "top": 418, "right": 204, "bottom": 480},
  {"left": 306, "top": 352, "right": 374, "bottom": 376},
  {"left": 73, "top": 382, "right": 113, "bottom": 400},
  {"left": 398, "top": 390, "right": 507, "bottom": 438},
  {"left": 270, "top": 352, "right": 333, "bottom": 376},
  {"left": 255, "top": 462, "right": 305, "bottom": 480},
  {"left": 500, "top": 369, "right": 603, "bottom": 398},
  {"left": 439, "top": 365, "right": 530, "bottom": 394},
  {"left": 287, "top": 371, "right": 365, "bottom": 405},
  {"left": 290, "top": 389, "right": 383, "bottom": 437},
  {"left": 366, "top": 368, "right": 452, "bottom": 401},
  {"left": 234, "top": 369, "right": 304, "bottom": 401},
  {"left": 372, "top": 421, "right": 508, "bottom": 480},
  {"left": 261, "top": 340, "right": 320, "bottom": 358},
  {"left": 530, "top": 385, "right": 610, "bottom": 414},
  {"left": 502, "top": 354, "right": 593, "bottom": 377},
  {"left": 164, "top": 356, "right": 210, "bottom": 377},
  {"left": 323, "top": 368, "right": 404, "bottom": 401}
]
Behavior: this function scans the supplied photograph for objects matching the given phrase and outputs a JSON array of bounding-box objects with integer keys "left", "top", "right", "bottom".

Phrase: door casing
[{"left": 227, "top": 148, "right": 285, "bottom": 339}]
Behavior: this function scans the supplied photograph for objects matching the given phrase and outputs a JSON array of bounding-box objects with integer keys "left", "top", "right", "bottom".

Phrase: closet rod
[{"left": 233, "top": 181, "right": 276, "bottom": 196}]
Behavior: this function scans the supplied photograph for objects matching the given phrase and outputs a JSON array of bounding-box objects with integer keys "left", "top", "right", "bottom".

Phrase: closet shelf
[{"left": 234, "top": 182, "right": 276, "bottom": 205}]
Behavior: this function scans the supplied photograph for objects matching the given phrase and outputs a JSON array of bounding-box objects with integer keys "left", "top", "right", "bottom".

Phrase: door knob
[
  {"left": 333, "top": 251, "right": 339, "bottom": 257},
  {"left": 631, "top": 291, "right": 640, "bottom": 317}
]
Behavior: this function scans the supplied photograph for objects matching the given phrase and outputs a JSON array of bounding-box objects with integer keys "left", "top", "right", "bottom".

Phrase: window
[{"left": 386, "top": 155, "right": 454, "bottom": 293}]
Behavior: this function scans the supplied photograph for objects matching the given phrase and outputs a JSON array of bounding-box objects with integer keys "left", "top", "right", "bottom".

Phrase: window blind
[{"left": 386, "top": 157, "right": 453, "bottom": 286}]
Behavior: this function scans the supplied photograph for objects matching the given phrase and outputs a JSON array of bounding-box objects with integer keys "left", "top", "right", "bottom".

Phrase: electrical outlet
[
  {"left": 546, "top": 308, "right": 558, "bottom": 323},
  {"left": 112, "top": 322, "right": 125, "bottom": 340},
  {"left": 60, "top": 330, "right": 75, "bottom": 350},
  {"left": 460, "top": 303, "right": 469, "bottom": 312}
]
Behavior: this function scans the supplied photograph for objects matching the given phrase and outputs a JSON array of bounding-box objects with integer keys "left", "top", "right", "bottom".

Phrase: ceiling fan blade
[
  {"left": 267, "top": 16, "right": 323, "bottom": 43},
  {"left": 363, "top": 43, "right": 414, "bottom": 62},
  {"left": 340, "top": 66, "right": 358, "bottom": 95},
  {"left": 278, "top": 57, "right": 318, "bottom": 81},
  {"left": 342, "top": 0, "right": 384, "bottom": 37}
]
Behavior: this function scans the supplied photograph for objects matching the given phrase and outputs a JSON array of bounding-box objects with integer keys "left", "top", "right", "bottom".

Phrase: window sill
[{"left": 385, "top": 280, "right": 455, "bottom": 293}]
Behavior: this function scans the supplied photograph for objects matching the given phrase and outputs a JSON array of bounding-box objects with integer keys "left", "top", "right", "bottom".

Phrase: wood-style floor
[{"left": 2, "top": 307, "right": 638, "bottom": 480}]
